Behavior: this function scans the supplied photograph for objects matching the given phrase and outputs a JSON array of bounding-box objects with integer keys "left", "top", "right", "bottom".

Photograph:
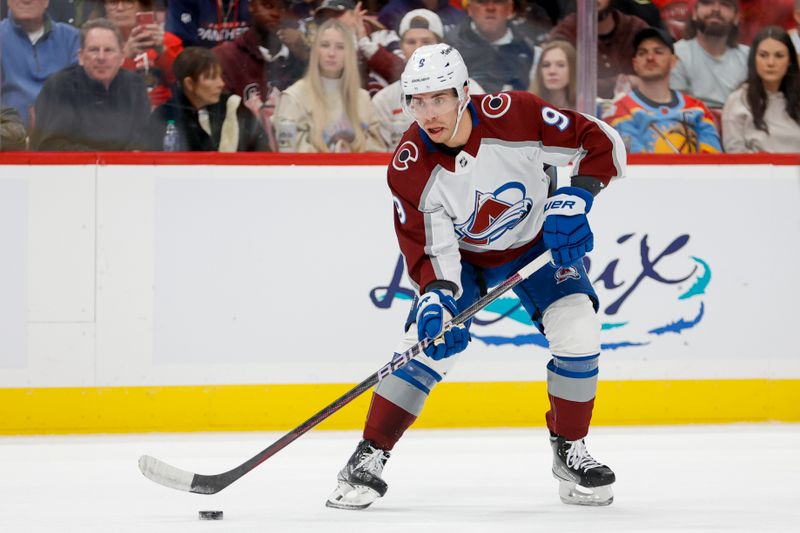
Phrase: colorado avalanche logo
[
  {"left": 481, "top": 93, "right": 512, "bottom": 118},
  {"left": 392, "top": 141, "right": 419, "bottom": 171},
  {"left": 555, "top": 266, "right": 581, "bottom": 284},
  {"left": 455, "top": 182, "right": 533, "bottom": 245}
]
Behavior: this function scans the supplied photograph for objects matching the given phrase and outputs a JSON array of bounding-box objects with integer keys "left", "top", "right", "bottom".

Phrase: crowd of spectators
[{"left": 1, "top": 0, "right": 799, "bottom": 153}]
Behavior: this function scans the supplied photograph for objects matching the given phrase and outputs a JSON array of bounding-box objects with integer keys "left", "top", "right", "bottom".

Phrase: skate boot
[
  {"left": 550, "top": 434, "right": 615, "bottom": 506},
  {"left": 326, "top": 440, "right": 390, "bottom": 510}
]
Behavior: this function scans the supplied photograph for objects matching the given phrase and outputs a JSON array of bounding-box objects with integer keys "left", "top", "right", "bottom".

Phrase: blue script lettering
[
  {"left": 371, "top": 233, "right": 697, "bottom": 319},
  {"left": 369, "top": 256, "right": 415, "bottom": 309},
  {"left": 593, "top": 234, "right": 696, "bottom": 315}
]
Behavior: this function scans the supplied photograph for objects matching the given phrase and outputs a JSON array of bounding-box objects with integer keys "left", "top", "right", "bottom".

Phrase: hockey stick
[{"left": 138, "top": 249, "right": 553, "bottom": 494}]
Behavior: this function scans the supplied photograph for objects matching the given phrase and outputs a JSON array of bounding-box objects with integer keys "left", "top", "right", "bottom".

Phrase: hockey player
[{"left": 326, "top": 43, "right": 626, "bottom": 510}]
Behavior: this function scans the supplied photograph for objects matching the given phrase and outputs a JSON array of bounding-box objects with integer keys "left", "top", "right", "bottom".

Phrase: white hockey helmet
[
  {"left": 401, "top": 43, "right": 469, "bottom": 103},
  {"left": 401, "top": 44, "right": 470, "bottom": 140}
]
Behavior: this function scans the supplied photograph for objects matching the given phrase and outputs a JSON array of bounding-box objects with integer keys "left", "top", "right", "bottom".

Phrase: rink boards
[{"left": 0, "top": 153, "right": 798, "bottom": 434}]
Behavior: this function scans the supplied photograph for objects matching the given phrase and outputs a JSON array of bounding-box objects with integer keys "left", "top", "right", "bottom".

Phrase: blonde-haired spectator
[
  {"left": 273, "top": 18, "right": 384, "bottom": 152},
  {"left": 529, "top": 40, "right": 576, "bottom": 109}
]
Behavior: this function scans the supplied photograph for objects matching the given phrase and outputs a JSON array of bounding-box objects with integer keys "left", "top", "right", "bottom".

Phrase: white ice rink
[{"left": 2, "top": 424, "right": 798, "bottom": 532}]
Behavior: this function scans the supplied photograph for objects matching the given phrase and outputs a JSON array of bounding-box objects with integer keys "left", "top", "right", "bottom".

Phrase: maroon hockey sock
[
  {"left": 546, "top": 394, "right": 595, "bottom": 441},
  {"left": 362, "top": 393, "right": 418, "bottom": 451}
]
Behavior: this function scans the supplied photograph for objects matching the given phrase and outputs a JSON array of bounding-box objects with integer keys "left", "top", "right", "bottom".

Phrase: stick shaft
[{"left": 141, "top": 250, "right": 553, "bottom": 494}]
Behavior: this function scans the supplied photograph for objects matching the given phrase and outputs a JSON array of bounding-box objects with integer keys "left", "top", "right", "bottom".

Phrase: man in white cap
[{"left": 372, "top": 9, "right": 484, "bottom": 150}]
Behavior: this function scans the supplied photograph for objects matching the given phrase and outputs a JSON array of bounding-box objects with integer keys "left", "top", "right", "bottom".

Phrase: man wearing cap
[
  {"left": 31, "top": 18, "right": 150, "bottom": 151},
  {"left": 603, "top": 27, "right": 721, "bottom": 153},
  {"left": 312, "top": 0, "right": 405, "bottom": 95},
  {"left": 445, "top": 0, "right": 541, "bottom": 93},
  {"left": 378, "top": 0, "right": 466, "bottom": 35},
  {"left": 372, "top": 9, "right": 484, "bottom": 149},
  {"left": 669, "top": 0, "right": 748, "bottom": 109}
]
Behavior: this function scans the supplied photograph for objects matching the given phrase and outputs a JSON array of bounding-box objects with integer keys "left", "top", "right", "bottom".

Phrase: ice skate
[
  {"left": 550, "top": 434, "right": 615, "bottom": 506},
  {"left": 326, "top": 440, "right": 390, "bottom": 510}
]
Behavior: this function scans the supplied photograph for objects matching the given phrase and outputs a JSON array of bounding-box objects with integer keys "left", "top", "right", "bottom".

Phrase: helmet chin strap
[{"left": 446, "top": 95, "right": 470, "bottom": 145}]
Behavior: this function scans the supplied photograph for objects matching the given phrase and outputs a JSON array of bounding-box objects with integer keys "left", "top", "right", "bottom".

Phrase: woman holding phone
[{"left": 103, "top": 0, "right": 183, "bottom": 107}]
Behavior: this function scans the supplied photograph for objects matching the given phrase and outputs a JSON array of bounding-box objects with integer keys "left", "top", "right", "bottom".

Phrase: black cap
[
  {"left": 633, "top": 27, "right": 675, "bottom": 54},
  {"left": 314, "top": 0, "right": 355, "bottom": 14}
]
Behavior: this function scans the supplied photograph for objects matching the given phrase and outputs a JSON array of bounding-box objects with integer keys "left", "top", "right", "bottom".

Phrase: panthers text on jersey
[{"left": 388, "top": 91, "right": 627, "bottom": 298}]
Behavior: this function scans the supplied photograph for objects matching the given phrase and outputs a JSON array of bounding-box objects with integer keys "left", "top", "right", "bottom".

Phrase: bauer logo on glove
[{"left": 543, "top": 186, "right": 595, "bottom": 268}]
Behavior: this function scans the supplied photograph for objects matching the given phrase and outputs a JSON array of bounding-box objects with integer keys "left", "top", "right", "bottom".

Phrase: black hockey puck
[{"left": 198, "top": 510, "right": 223, "bottom": 520}]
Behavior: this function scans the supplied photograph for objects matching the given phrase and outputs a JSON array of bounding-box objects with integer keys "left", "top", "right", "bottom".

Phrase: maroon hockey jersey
[{"left": 387, "top": 91, "right": 626, "bottom": 297}]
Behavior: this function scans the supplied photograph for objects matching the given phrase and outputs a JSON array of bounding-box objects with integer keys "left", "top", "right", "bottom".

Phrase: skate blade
[
  {"left": 325, "top": 482, "right": 381, "bottom": 510},
  {"left": 557, "top": 480, "right": 613, "bottom": 506}
]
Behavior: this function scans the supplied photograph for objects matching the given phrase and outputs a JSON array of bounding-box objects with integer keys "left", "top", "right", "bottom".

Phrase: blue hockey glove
[
  {"left": 543, "top": 186, "right": 595, "bottom": 268},
  {"left": 415, "top": 290, "right": 470, "bottom": 360}
]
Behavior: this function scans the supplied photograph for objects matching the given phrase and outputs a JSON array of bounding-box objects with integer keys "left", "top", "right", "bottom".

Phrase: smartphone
[{"left": 136, "top": 11, "right": 156, "bottom": 26}]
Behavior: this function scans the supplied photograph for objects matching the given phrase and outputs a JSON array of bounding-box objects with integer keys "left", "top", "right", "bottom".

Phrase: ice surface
[{"left": 1, "top": 425, "right": 798, "bottom": 532}]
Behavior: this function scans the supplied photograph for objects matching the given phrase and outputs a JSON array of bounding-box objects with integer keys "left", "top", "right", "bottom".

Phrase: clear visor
[{"left": 403, "top": 93, "right": 462, "bottom": 121}]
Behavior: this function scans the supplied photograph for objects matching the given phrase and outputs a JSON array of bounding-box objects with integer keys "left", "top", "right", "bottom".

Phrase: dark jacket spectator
[
  {"left": 142, "top": 47, "right": 268, "bottom": 151},
  {"left": 445, "top": 0, "right": 538, "bottom": 93},
  {"left": 143, "top": 90, "right": 268, "bottom": 151},
  {"left": 30, "top": 20, "right": 150, "bottom": 151},
  {"left": 378, "top": 0, "right": 466, "bottom": 34},
  {"left": 549, "top": 0, "right": 649, "bottom": 98},
  {"left": 166, "top": 0, "right": 250, "bottom": 48},
  {"left": 0, "top": 106, "right": 27, "bottom": 151},
  {"left": 212, "top": 0, "right": 307, "bottom": 104},
  {"left": 0, "top": 3, "right": 80, "bottom": 128}
]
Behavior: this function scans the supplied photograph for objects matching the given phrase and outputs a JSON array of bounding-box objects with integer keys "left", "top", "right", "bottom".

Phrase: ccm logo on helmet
[
  {"left": 392, "top": 141, "right": 419, "bottom": 171},
  {"left": 481, "top": 93, "right": 512, "bottom": 118}
]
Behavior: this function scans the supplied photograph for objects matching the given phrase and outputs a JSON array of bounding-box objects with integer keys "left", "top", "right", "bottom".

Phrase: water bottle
[
  {"left": 162, "top": 120, "right": 179, "bottom": 152},
  {"left": 276, "top": 119, "right": 297, "bottom": 152}
]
